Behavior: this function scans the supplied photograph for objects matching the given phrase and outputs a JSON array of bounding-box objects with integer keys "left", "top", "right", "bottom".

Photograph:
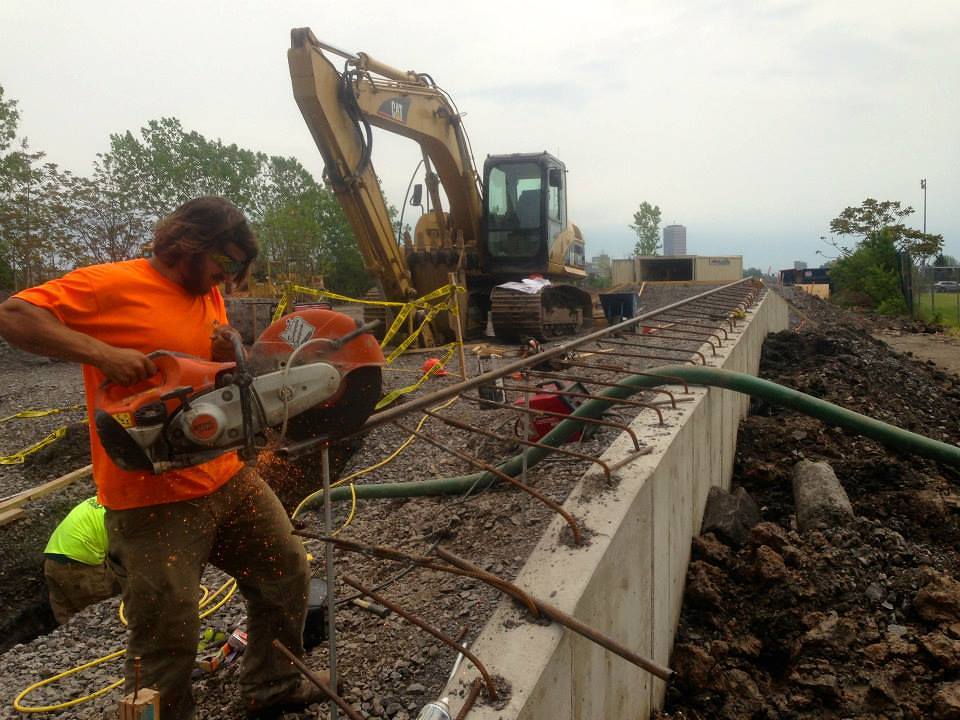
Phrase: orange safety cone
[{"left": 422, "top": 358, "right": 448, "bottom": 377}]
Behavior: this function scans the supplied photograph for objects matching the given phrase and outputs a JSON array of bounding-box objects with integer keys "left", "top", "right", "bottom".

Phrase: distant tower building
[
  {"left": 662, "top": 225, "right": 687, "bottom": 256},
  {"left": 794, "top": 261, "right": 807, "bottom": 271},
  {"left": 589, "top": 253, "right": 612, "bottom": 280}
]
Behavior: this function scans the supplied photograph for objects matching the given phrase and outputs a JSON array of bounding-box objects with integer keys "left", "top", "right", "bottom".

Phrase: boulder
[
  {"left": 792, "top": 460, "right": 854, "bottom": 531},
  {"left": 700, "top": 485, "right": 760, "bottom": 546}
]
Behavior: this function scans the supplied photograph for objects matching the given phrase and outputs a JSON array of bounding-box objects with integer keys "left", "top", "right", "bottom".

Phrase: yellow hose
[
  {"left": 14, "top": 380, "right": 432, "bottom": 713},
  {"left": 15, "top": 579, "right": 238, "bottom": 713},
  {"left": 291, "top": 396, "right": 458, "bottom": 519},
  {"left": 13, "top": 652, "right": 125, "bottom": 713}
]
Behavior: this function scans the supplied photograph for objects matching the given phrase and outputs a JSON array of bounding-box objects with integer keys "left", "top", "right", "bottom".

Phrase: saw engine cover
[{"left": 94, "top": 309, "right": 384, "bottom": 473}]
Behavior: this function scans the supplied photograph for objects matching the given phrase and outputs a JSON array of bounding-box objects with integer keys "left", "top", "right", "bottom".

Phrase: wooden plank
[
  {"left": 0, "top": 464, "right": 93, "bottom": 511},
  {"left": 0, "top": 508, "right": 25, "bottom": 527}
]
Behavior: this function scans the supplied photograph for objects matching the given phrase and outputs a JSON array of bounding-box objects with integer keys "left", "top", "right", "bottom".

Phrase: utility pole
[
  {"left": 922, "top": 178, "right": 931, "bottom": 313},
  {"left": 921, "top": 178, "right": 927, "bottom": 235}
]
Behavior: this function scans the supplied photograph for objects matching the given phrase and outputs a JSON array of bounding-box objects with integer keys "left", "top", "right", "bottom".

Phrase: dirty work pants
[
  {"left": 43, "top": 558, "right": 120, "bottom": 624},
  {"left": 105, "top": 468, "right": 309, "bottom": 719}
]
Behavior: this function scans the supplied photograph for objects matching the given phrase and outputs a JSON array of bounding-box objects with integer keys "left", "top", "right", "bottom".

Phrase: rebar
[
  {"left": 597, "top": 338, "right": 708, "bottom": 365},
  {"left": 434, "top": 546, "right": 675, "bottom": 682},
  {"left": 454, "top": 678, "right": 483, "bottom": 720},
  {"left": 272, "top": 640, "right": 363, "bottom": 720},
  {"left": 526, "top": 370, "right": 677, "bottom": 407},
  {"left": 461, "top": 393, "right": 643, "bottom": 450},
  {"left": 422, "top": 408, "right": 613, "bottom": 483},
  {"left": 395, "top": 420, "right": 582, "bottom": 544},
  {"left": 498, "top": 383, "right": 665, "bottom": 425},
  {"left": 340, "top": 575, "right": 498, "bottom": 699}
]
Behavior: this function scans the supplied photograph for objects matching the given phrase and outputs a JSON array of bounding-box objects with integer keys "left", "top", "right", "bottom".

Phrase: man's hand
[
  {"left": 97, "top": 347, "right": 158, "bottom": 386},
  {"left": 211, "top": 322, "right": 243, "bottom": 362}
]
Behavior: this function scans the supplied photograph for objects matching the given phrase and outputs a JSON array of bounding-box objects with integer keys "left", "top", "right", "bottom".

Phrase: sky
[{"left": 2, "top": 0, "right": 958, "bottom": 272}]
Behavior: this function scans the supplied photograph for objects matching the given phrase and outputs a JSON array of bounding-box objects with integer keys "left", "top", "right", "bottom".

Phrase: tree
[
  {"left": 255, "top": 186, "right": 369, "bottom": 296},
  {"left": 934, "top": 254, "right": 959, "bottom": 267},
  {"left": 829, "top": 228, "right": 907, "bottom": 314},
  {"left": 0, "top": 135, "right": 76, "bottom": 289},
  {"left": 828, "top": 198, "right": 942, "bottom": 260},
  {"left": 93, "top": 117, "right": 341, "bottom": 277},
  {"left": 629, "top": 202, "right": 661, "bottom": 256}
]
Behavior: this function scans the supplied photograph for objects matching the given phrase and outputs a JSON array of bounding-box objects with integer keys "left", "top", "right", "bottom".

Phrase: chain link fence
[{"left": 907, "top": 259, "right": 960, "bottom": 326}]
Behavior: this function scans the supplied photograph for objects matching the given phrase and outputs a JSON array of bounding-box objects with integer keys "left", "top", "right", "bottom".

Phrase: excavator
[{"left": 287, "top": 28, "right": 595, "bottom": 344}]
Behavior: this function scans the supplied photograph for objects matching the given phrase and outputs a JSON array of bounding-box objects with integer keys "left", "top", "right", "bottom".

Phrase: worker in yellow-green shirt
[{"left": 44, "top": 497, "right": 120, "bottom": 623}]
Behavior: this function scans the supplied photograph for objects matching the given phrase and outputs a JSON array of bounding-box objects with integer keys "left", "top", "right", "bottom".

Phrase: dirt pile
[{"left": 658, "top": 290, "right": 960, "bottom": 720}]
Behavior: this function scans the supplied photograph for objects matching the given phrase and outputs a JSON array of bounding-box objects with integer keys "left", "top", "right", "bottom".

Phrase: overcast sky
[{"left": 2, "top": 0, "right": 957, "bottom": 271}]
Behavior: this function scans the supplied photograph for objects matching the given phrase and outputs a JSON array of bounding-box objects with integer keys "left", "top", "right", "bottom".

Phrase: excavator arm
[
  {"left": 288, "top": 28, "right": 595, "bottom": 343},
  {"left": 287, "top": 29, "right": 483, "bottom": 304}
]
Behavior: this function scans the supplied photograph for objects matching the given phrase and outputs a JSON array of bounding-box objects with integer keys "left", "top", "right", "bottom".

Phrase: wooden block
[
  {"left": 118, "top": 688, "right": 160, "bottom": 720},
  {"left": 0, "top": 464, "right": 92, "bottom": 512},
  {"left": 0, "top": 508, "right": 24, "bottom": 527}
]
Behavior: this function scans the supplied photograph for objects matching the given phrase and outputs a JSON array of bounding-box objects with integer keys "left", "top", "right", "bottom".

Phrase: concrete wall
[
  {"left": 694, "top": 255, "right": 743, "bottom": 282},
  {"left": 611, "top": 258, "right": 636, "bottom": 288},
  {"left": 443, "top": 290, "right": 789, "bottom": 719}
]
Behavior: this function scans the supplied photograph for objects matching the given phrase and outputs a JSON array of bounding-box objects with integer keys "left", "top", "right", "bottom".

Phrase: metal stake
[{"left": 322, "top": 443, "right": 339, "bottom": 720}]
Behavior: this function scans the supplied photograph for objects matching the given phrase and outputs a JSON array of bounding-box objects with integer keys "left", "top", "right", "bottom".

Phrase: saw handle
[{"left": 160, "top": 386, "right": 195, "bottom": 411}]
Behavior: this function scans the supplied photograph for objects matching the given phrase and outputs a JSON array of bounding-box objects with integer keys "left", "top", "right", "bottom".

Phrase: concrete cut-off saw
[{"left": 94, "top": 308, "right": 384, "bottom": 474}]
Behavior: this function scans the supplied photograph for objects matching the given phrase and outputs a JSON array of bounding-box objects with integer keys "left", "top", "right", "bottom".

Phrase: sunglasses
[{"left": 209, "top": 251, "right": 249, "bottom": 276}]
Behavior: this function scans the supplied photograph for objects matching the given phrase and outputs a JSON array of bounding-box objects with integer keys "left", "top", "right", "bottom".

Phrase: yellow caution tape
[
  {"left": 375, "top": 343, "right": 458, "bottom": 410},
  {"left": 0, "top": 404, "right": 84, "bottom": 424},
  {"left": 268, "top": 282, "right": 467, "bottom": 411},
  {"left": 269, "top": 282, "right": 466, "bottom": 358},
  {"left": 271, "top": 294, "right": 290, "bottom": 323},
  {"left": 0, "top": 426, "right": 70, "bottom": 465}
]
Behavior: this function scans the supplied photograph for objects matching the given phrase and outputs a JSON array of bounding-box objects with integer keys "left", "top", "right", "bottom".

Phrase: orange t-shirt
[{"left": 14, "top": 259, "right": 243, "bottom": 509}]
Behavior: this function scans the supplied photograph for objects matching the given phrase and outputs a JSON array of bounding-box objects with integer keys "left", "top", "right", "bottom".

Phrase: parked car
[{"left": 934, "top": 281, "right": 960, "bottom": 293}]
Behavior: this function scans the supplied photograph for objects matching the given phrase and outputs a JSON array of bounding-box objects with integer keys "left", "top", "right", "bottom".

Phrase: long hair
[{"left": 151, "top": 197, "right": 258, "bottom": 279}]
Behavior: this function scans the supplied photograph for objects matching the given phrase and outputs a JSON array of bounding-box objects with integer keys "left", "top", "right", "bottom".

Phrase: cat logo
[{"left": 377, "top": 96, "right": 410, "bottom": 124}]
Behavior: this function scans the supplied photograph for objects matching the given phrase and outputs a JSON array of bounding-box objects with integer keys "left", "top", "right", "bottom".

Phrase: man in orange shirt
[{"left": 0, "top": 197, "right": 323, "bottom": 719}]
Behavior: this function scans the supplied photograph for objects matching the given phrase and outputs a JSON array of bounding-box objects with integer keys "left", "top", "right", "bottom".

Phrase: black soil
[{"left": 657, "top": 290, "right": 960, "bottom": 720}]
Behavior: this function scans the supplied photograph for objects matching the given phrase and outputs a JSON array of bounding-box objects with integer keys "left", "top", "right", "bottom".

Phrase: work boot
[{"left": 245, "top": 675, "right": 332, "bottom": 719}]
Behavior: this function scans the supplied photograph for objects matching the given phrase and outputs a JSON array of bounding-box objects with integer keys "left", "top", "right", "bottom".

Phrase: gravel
[{"left": 0, "top": 283, "right": 728, "bottom": 720}]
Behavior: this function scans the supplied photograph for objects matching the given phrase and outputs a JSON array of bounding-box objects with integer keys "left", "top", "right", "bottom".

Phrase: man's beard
[{"left": 182, "top": 254, "right": 224, "bottom": 296}]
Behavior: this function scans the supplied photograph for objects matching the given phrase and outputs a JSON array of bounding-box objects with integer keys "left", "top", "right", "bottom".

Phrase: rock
[
  {"left": 921, "top": 633, "right": 960, "bottom": 670},
  {"left": 865, "top": 582, "right": 885, "bottom": 603},
  {"left": 731, "top": 634, "right": 762, "bottom": 658},
  {"left": 686, "top": 560, "right": 725, "bottom": 609},
  {"left": 915, "top": 573, "right": 960, "bottom": 623},
  {"left": 792, "top": 671, "right": 840, "bottom": 700},
  {"left": 934, "top": 682, "right": 960, "bottom": 720},
  {"left": 903, "top": 489, "right": 948, "bottom": 523},
  {"left": 700, "top": 485, "right": 760, "bottom": 546},
  {"left": 750, "top": 521, "right": 791, "bottom": 551},
  {"left": 671, "top": 643, "right": 720, "bottom": 690},
  {"left": 792, "top": 459, "right": 854, "bottom": 531},
  {"left": 802, "top": 611, "right": 838, "bottom": 645},
  {"left": 863, "top": 642, "right": 889, "bottom": 662},
  {"left": 691, "top": 532, "right": 732, "bottom": 567},
  {"left": 754, "top": 545, "right": 788, "bottom": 581}
]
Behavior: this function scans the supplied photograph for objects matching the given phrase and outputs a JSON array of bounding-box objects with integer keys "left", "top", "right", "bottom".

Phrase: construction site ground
[{"left": 1, "top": 285, "right": 959, "bottom": 718}]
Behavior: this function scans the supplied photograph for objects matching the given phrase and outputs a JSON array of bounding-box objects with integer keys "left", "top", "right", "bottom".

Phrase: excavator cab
[{"left": 482, "top": 152, "right": 584, "bottom": 277}]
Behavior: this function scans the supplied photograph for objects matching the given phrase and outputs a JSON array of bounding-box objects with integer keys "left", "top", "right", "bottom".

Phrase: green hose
[{"left": 302, "top": 365, "right": 960, "bottom": 509}]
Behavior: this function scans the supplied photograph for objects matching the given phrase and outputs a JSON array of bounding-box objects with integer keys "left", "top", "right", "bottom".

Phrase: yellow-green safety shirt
[{"left": 44, "top": 497, "right": 108, "bottom": 566}]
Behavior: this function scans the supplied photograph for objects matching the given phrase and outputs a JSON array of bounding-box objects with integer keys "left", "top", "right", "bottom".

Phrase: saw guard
[
  {"left": 249, "top": 308, "right": 385, "bottom": 438},
  {"left": 249, "top": 308, "right": 384, "bottom": 375}
]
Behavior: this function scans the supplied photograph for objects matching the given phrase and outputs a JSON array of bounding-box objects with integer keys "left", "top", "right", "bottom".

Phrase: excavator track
[{"left": 490, "top": 285, "right": 593, "bottom": 342}]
